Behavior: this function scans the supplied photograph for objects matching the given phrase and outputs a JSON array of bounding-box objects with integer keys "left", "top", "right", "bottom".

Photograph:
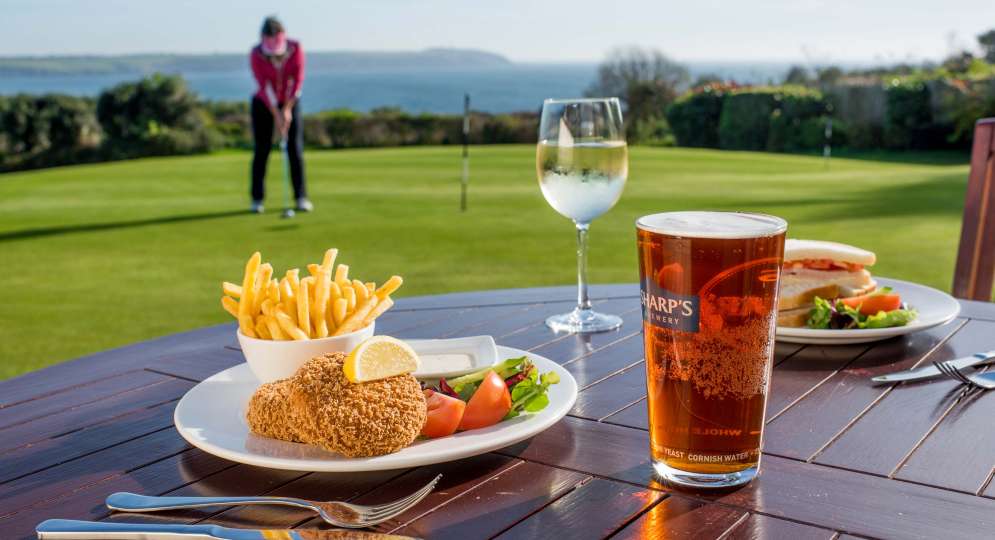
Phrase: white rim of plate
[{"left": 173, "top": 345, "right": 578, "bottom": 472}]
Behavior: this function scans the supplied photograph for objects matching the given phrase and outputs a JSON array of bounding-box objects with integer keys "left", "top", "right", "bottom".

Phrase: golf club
[{"left": 279, "top": 137, "right": 295, "bottom": 219}]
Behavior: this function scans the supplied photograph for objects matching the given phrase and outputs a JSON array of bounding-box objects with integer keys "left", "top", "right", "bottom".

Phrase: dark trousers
[{"left": 251, "top": 96, "right": 306, "bottom": 201}]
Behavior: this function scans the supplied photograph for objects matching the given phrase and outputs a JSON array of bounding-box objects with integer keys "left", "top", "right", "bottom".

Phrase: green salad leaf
[
  {"left": 805, "top": 290, "right": 916, "bottom": 330},
  {"left": 505, "top": 371, "right": 560, "bottom": 419}
]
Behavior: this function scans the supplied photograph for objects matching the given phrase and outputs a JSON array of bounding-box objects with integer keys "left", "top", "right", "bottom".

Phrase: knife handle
[{"left": 35, "top": 518, "right": 250, "bottom": 539}]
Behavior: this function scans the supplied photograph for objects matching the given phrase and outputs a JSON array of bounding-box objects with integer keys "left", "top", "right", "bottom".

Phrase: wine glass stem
[{"left": 575, "top": 221, "right": 592, "bottom": 312}]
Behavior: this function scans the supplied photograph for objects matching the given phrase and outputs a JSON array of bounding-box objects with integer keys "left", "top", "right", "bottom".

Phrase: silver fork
[
  {"left": 106, "top": 474, "right": 441, "bottom": 529},
  {"left": 933, "top": 361, "right": 995, "bottom": 390}
]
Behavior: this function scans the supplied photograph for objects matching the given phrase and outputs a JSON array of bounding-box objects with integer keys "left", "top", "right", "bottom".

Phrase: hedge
[
  {"left": 665, "top": 85, "right": 726, "bottom": 148},
  {"left": 667, "top": 85, "right": 829, "bottom": 153}
]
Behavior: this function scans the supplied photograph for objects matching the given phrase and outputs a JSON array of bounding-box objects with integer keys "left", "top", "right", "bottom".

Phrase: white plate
[
  {"left": 776, "top": 277, "right": 960, "bottom": 345},
  {"left": 173, "top": 346, "right": 577, "bottom": 472},
  {"left": 407, "top": 335, "right": 499, "bottom": 379}
]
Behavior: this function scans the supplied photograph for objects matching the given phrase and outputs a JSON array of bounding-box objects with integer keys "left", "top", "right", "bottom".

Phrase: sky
[{"left": 2, "top": 0, "right": 994, "bottom": 64}]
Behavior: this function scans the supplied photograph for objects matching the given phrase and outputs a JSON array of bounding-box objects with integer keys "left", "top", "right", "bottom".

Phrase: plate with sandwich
[{"left": 776, "top": 239, "right": 959, "bottom": 344}]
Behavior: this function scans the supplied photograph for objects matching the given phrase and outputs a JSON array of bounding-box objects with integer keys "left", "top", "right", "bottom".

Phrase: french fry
[
  {"left": 264, "top": 315, "right": 287, "bottom": 340},
  {"left": 375, "top": 275, "right": 403, "bottom": 299},
  {"left": 254, "top": 316, "right": 272, "bottom": 340},
  {"left": 352, "top": 279, "right": 369, "bottom": 303},
  {"left": 279, "top": 277, "right": 293, "bottom": 299},
  {"left": 300, "top": 276, "right": 316, "bottom": 311},
  {"left": 274, "top": 307, "right": 308, "bottom": 340},
  {"left": 325, "top": 299, "right": 337, "bottom": 333},
  {"left": 334, "top": 296, "right": 379, "bottom": 336},
  {"left": 221, "top": 296, "right": 238, "bottom": 317},
  {"left": 267, "top": 279, "right": 281, "bottom": 304},
  {"left": 238, "top": 252, "right": 261, "bottom": 335},
  {"left": 224, "top": 248, "right": 401, "bottom": 341},
  {"left": 253, "top": 263, "right": 273, "bottom": 313},
  {"left": 222, "top": 282, "right": 242, "bottom": 298},
  {"left": 312, "top": 269, "right": 331, "bottom": 338},
  {"left": 364, "top": 295, "right": 394, "bottom": 325},
  {"left": 297, "top": 278, "right": 312, "bottom": 337},
  {"left": 287, "top": 268, "right": 301, "bottom": 295},
  {"left": 240, "top": 314, "right": 258, "bottom": 338},
  {"left": 332, "top": 298, "right": 348, "bottom": 326},
  {"left": 343, "top": 284, "right": 357, "bottom": 313},
  {"left": 329, "top": 280, "right": 342, "bottom": 301},
  {"left": 334, "top": 264, "right": 349, "bottom": 286},
  {"left": 320, "top": 248, "right": 339, "bottom": 272}
]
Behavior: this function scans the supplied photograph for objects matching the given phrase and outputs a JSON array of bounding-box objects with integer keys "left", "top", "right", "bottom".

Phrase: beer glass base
[
  {"left": 546, "top": 309, "right": 622, "bottom": 334},
  {"left": 651, "top": 459, "right": 758, "bottom": 489}
]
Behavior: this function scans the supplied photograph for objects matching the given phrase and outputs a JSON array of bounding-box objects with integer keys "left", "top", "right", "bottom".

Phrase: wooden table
[{"left": 3, "top": 284, "right": 995, "bottom": 539}]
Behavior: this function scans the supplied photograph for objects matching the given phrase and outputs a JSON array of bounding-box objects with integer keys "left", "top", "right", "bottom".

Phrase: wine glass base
[{"left": 545, "top": 308, "right": 622, "bottom": 334}]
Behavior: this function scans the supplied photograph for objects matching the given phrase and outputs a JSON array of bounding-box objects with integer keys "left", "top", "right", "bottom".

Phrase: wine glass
[{"left": 537, "top": 97, "right": 627, "bottom": 333}]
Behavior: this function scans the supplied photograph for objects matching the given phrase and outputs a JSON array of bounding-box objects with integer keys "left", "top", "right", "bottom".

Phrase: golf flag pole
[{"left": 460, "top": 93, "right": 470, "bottom": 212}]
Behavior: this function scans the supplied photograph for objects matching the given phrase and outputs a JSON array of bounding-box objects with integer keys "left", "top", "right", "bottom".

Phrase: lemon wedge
[{"left": 343, "top": 336, "right": 420, "bottom": 383}]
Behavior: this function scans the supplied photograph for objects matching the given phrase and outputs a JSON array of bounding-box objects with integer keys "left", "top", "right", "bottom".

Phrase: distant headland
[{"left": 0, "top": 48, "right": 513, "bottom": 76}]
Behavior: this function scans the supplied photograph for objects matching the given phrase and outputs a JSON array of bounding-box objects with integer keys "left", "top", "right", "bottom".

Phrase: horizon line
[{"left": 0, "top": 48, "right": 936, "bottom": 67}]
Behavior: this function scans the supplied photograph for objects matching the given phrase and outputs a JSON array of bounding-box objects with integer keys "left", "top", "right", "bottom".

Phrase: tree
[
  {"left": 585, "top": 47, "right": 689, "bottom": 141},
  {"left": 783, "top": 65, "right": 812, "bottom": 85},
  {"left": 978, "top": 29, "right": 995, "bottom": 63}
]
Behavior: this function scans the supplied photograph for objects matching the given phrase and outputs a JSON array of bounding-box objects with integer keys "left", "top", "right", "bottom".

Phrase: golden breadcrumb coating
[
  {"left": 245, "top": 352, "right": 426, "bottom": 458},
  {"left": 288, "top": 353, "right": 426, "bottom": 457},
  {"left": 245, "top": 379, "right": 304, "bottom": 443}
]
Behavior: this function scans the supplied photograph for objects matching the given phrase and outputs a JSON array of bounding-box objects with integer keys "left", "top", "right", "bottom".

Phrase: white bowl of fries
[
  {"left": 237, "top": 322, "right": 376, "bottom": 383},
  {"left": 221, "top": 248, "right": 403, "bottom": 383}
]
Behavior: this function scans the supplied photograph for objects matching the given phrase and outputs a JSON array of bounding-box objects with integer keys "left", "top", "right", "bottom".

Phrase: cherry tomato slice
[
  {"left": 458, "top": 370, "right": 512, "bottom": 431},
  {"left": 421, "top": 389, "right": 466, "bottom": 438},
  {"left": 840, "top": 293, "right": 902, "bottom": 316}
]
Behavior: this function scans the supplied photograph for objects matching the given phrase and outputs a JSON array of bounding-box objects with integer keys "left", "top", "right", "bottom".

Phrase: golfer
[{"left": 249, "top": 16, "right": 312, "bottom": 214}]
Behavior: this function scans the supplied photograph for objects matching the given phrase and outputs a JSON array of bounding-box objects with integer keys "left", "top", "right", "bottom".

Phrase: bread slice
[
  {"left": 778, "top": 269, "right": 875, "bottom": 308},
  {"left": 777, "top": 306, "right": 812, "bottom": 327},
  {"left": 784, "top": 239, "right": 876, "bottom": 266},
  {"left": 778, "top": 283, "right": 841, "bottom": 311},
  {"left": 776, "top": 280, "right": 878, "bottom": 328}
]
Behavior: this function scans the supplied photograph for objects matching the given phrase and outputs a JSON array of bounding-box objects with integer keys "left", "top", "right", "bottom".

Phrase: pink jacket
[{"left": 250, "top": 39, "right": 305, "bottom": 108}]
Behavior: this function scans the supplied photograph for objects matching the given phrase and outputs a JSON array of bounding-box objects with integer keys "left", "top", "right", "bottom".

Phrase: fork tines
[{"left": 933, "top": 361, "right": 979, "bottom": 389}]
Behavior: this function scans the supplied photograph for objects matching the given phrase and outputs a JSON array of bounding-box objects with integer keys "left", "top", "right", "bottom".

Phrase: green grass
[{"left": 0, "top": 145, "right": 969, "bottom": 379}]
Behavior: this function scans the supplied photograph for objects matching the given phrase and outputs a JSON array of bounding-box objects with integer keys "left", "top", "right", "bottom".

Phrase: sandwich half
[{"left": 777, "top": 239, "right": 877, "bottom": 327}]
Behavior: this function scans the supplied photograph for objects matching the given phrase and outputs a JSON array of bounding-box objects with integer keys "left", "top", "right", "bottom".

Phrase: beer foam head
[{"left": 636, "top": 211, "right": 787, "bottom": 239}]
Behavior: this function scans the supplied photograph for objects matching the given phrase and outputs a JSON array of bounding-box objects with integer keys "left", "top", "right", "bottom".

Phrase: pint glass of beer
[{"left": 636, "top": 211, "right": 786, "bottom": 488}]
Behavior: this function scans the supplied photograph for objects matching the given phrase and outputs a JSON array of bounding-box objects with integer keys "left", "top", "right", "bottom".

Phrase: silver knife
[
  {"left": 36, "top": 519, "right": 418, "bottom": 540},
  {"left": 871, "top": 349, "right": 995, "bottom": 384}
]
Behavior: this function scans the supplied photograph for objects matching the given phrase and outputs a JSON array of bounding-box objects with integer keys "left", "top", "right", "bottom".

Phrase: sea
[{"left": 0, "top": 62, "right": 791, "bottom": 114}]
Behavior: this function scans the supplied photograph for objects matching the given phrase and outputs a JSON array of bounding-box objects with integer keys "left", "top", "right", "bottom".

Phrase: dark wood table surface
[{"left": 3, "top": 284, "right": 995, "bottom": 539}]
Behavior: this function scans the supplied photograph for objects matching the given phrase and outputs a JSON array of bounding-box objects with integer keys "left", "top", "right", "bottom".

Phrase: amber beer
[{"left": 636, "top": 211, "right": 786, "bottom": 488}]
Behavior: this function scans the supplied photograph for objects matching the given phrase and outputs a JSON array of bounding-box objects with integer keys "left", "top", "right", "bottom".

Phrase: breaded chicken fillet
[{"left": 246, "top": 352, "right": 426, "bottom": 458}]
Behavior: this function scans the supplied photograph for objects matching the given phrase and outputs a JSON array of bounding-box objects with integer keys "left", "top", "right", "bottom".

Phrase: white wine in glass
[{"left": 537, "top": 97, "right": 627, "bottom": 333}]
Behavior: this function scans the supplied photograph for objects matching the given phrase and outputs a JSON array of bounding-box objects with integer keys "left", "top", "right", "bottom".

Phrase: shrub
[
  {"left": 666, "top": 85, "right": 727, "bottom": 148},
  {"left": 767, "top": 88, "right": 828, "bottom": 152},
  {"left": 884, "top": 79, "right": 937, "bottom": 149},
  {"left": 203, "top": 101, "right": 251, "bottom": 149},
  {"left": 96, "top": 73, "right": 219, "bottom": 158},
  {"left": 0, "top": 93, "right": 101, "bottom": 170},
  {"left": 718, "top": 88, "right": 778, "bottom": 150}
]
